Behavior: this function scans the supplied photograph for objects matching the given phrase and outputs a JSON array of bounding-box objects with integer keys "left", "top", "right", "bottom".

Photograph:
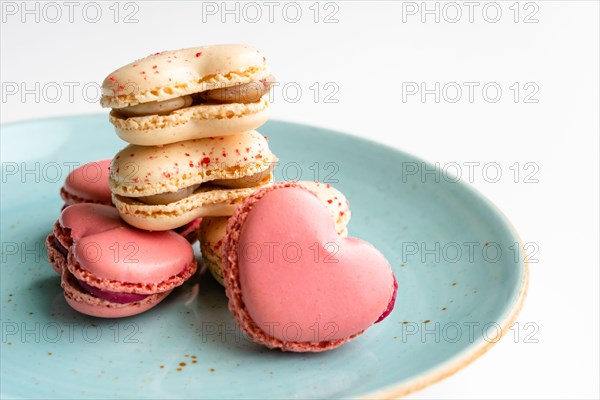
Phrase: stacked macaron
[
  {"left": 100, "top": 44, "right": 277, "bottom": 233},
  {"left": 98, "top": 45, "right": 397, "bottom": 351},
  {"left": 57, "top": 159, "right": 200, "bottom": 244},
  {"left": 47, "top": 164, "right": 200, "bottom": 317},
  {"left": 46, "top": 44, "right": 398, "bottom": 351},
  {"left": 46, "top": 44, "right": 277, "bottom": 318}
]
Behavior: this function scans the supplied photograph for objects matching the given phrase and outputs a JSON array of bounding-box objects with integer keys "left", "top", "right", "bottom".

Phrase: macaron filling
[
  {"left": 77, "top": 279, "right": 149, "bottom": 304},
  {"left": 115, "top": 75, "right": 275, "bottom": 118},
  {"left": 53, "top": 236, "right": 68, "bottom": 257},
  {"left": 135, "top": 171, "right": 271, "bottom": 205},
  {"left": 375, "top": 276, "right": 398, "bottom": 323},
  {"left": 138, "top": 184, "right": 201, "bottom": 205}
]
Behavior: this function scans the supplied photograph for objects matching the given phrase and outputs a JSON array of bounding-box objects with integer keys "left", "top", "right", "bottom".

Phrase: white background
[{"left": 1, "top": 1, "right": 599, "bottom": 398}]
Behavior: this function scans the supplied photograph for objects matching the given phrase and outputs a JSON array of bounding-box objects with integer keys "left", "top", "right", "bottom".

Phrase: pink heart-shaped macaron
[
  {"left": 47, "top": 203, "right": 197, "bottom": 318},
  {"left": 223, "top": 182, "right": 397, "bottom": 352}
]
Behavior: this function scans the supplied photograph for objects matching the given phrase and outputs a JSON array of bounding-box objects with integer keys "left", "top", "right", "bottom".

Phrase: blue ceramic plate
[{"left": 1, "top": 115, "right": 527, "bottom": 399}]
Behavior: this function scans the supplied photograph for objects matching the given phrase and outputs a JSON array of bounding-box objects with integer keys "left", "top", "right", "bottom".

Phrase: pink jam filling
[
  {"left": 375, "top": 275, "right": 398, "bottom": 323},
  {"left": 53, "top": 236, "right": 68, "bottom": 257},
  {"left": 172, "top": 218, "right": 201, "bottom": 243},
  {"left": 77, "top": 279, "right": 148, "bottom": 304}
]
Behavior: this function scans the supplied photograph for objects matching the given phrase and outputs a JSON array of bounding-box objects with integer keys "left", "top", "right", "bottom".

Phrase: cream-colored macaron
[
  {"left": 110, "top": 130, "right": 276, "bottom": 231},
  {"left": 101, "top": 44, "right": 274, "bottom": 146},
  {"left": 200, "top": 181, "right": 351, "bottom": 286}
]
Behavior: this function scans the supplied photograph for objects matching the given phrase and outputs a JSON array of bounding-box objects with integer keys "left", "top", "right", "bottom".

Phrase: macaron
[
  {"left": 109, "top": 130, "right": 276, "bottom": 231},
  {"left": 61, "top": 159, "right": 112, "bottom": 207},
  {"left": 222, "top": 182, "right": 397, "bottom": 352},
  {"left": 45, "top": 203, "right": 197, "bottom": 318},
  {"left": 101, "top": 44, "right": 274, "bottom": 146},
  {"left": 58, "top": 158, "right": 201, "bottom": 243},
  {"left": 200, "top": 180, "right": 351, "bottom": 286}
]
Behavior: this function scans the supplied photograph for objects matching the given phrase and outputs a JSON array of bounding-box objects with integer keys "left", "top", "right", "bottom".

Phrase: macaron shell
[
  {"left": 45, "top": 233, "right": 66, "bottom": 275},
  {"left": 101, "top": 44, "right": 269, "bottom": 108},
  {"left": 110, "top": 96, "right": 270, "bottom": 146},
  {"left": 59, "top": 204, "right": 197, "bottom": 292},
  {"left": 291, "top": 181, "right": 350, "bottom": 235},
  {"left": 238, "top": 188, "right": 394, "bottom": 341},
  {"left": 72, "top": 226, "right": 194, "bottom": 285},
  {"left": 61, "top": 159, "right": 112, "bottom": 205},
  {"left": 199, "top": 179, "right": 350, "bottom": 286},
  {"left": 200, "top": 216, "right": 228, "bottom": 244},
  {"left": 204, "top": 248, "right": 225, "bottom": 286},
  {"left": 59, "top": 203, "right": 123, "bottom": 242},
  {"left": 112, "top": 178, "right": 271, "bottom": 231},
  {"left": 223, "top": 183, "right": 396, "bottom": 351},
  {"left": 110, "top": 130, "right": 275, "bottom": 196},
  {"left": 61, "top": 269, "right": 171, "bottom": 318},
  {"left": 199, "top": 217, "right": 228, "bottom": 285}
]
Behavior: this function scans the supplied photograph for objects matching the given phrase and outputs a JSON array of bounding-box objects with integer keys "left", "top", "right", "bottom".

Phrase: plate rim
[{"left": 0, "top": 114, "right": 529, "bottom": 399}]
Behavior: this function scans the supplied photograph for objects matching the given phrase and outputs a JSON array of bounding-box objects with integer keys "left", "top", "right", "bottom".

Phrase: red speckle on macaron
[{"left": 201, "top": 157, "right": 211, "bottom": 165}]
